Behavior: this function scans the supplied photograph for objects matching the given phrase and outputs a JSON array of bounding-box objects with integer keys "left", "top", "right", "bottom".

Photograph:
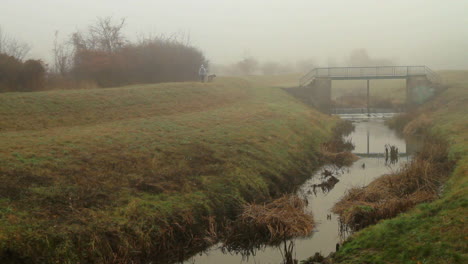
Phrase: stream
[{"left": 184, "top": 114, "right": 416, "bottom": 264}]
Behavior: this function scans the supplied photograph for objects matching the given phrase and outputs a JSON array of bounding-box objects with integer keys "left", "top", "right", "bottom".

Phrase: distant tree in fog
[
  {"left": 19, "top": 60, "right": 46, "bottom": 91},
  {"left": 348, "top": 49, "right": 395, "bottom": 66},
  {"left": 0, "top": 26, "right": 30, "bottom": 60},
  {"left": 71, "top": 17, "right": 127, "bottom": 53},
  {"left": 237, "top": 56, "right": 258, "bottom": 75},
  {"left": 0, "top": 27, "right": 44, "bottom": 92},
  {"left": 52, "top": 31, "right": 73, "bottom": 76},
  {"left": 0, "top": 54, "right": 22, "bottom": 91},
  {"left": 261, "top": 61, "right": 280, "bottom": 75},
  {"left": 296, "top": 59, "right": 317, "bottom": 73}
]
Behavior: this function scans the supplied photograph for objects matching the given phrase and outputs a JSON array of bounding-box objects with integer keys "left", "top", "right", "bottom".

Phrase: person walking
[{"left": 198, "top": 64, "right": 207, "bottom": 83}]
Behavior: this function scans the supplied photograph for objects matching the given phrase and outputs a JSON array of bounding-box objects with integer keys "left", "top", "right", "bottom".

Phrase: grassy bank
[
  {"left": 0, "top": 75, "right": 337, "bottom": 263},
  {"left": 332, "top": 71, "right": 468, "bottom": 264}
]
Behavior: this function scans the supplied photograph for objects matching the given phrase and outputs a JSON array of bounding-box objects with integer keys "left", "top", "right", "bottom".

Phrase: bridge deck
[{"left": 300, "top": 66, "right": 440, "bottom": 86}]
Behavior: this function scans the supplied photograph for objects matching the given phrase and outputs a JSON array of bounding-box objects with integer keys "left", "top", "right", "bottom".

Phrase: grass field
[
  {"left": 332, "top": 71, "right": 468, "bottom": 264},
  {"left": 0, "top": 75, "right": 338, "bottom": 263}
]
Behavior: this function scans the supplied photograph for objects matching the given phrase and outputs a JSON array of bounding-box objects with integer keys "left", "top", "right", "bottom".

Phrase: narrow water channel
[{"left": 185, "top": 114, "right": 414, "bottom": 264}]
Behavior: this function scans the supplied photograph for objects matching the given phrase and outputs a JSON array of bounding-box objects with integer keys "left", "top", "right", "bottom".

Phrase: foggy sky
[{"left": 1, "top": 0, "right": 467, "bottom": 69}]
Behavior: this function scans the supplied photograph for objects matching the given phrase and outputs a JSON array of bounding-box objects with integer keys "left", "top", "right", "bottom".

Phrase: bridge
[
  {"left": 289, "top": 66, "right": 442, "bottom": 114},
  {"left": 299, "top": 66, "right": 441, "bottom": 86}
]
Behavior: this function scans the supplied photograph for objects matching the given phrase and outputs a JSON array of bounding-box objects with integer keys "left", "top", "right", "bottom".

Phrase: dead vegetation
[
  {"left": 386, "top": 109, "right": 434, "bottom": 137},
  {"left": 320, "top": 120, "right": 358, "bottom": 167},
  {"left": 220, "top": 195, "right": 313, "bottom": 263},
  {"left": 223, "top": 195, "right": 313, "bottom": 246},
  {"left": 332, "top": 137, "right": 453, "bottom": 231},
  {"left": 402, "top": 113, "right": 433, "bottom": 136},
  {"left": 310, "top": 174, "right": 340, "bottom": 196}
]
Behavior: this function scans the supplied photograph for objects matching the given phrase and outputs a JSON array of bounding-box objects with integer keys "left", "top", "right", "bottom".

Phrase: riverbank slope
[
  {"left": 0, "top": 76, "right": 337, "bottom": 263},
  {"left": 333, "top": 70, "right": 468, "bottom": 264}
]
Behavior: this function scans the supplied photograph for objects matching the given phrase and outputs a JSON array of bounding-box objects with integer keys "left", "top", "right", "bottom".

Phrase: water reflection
[
  {"left": 185, "top": 116, "right": 415, "bottom": 264},
  {"left": 385, "top": 144, "right": 400, "bottom": 165},
  {"left": 309, "top": 168, "right": 343, "bottom": 197}
]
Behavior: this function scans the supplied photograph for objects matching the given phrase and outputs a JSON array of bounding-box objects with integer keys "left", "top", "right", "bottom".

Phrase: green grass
[
  {"left": 333, "top": 71, "right": 468, "bottom": 264},
  {"left": 0, "top": 75, "right": 337, "bottom": 263}
]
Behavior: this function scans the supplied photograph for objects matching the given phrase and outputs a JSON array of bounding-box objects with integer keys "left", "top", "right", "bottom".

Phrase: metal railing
[{"left": 299, "top": 66, "right": 441, "bottom": 87}]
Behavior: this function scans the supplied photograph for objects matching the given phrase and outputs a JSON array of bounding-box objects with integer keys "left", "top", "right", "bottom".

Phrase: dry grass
[
  {"left": 403, "top": 113, "right": 433, "bottom": 136},
  {"left": 333, "top": 138, "right": 452, "bottom": 231},
  {"left": 45, "top": 75, "right": 99, "bottom": 91},
  {"left": 0, "top": 75, "right": 337, "bottom": 263},
  {"left": 222, "top": 195, "right": 314, "bottom": 253}
]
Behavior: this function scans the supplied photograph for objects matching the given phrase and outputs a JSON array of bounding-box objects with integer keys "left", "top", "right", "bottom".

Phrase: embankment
[
  {"left": 0, "top": 76, "right": 337, "bottom": 263},
  {"left": 331, "top": 71, "right": 468, "bottom": 264}
]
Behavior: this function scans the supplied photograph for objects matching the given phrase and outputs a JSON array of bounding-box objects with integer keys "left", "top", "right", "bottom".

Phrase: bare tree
[
  {"left": 348, "top": 49, "right": 395, "bottom": 66},
  {"left": 0, "top": 26, "right": 30, "bottom": 60},
  {"left": 52, "top": 31, "right": 72, "bottom": 75},
  {"left": 88, "top": 16, "right": 127, "bottom": 52},
  {"left": 237, "top": 56, "right": 258, "bottom": 75},
  {"left": 69, "top": 16, "right": 127, "bottom": 54},
  {"left": 0, "top": 27, "right": 5, "bottom": 52}
]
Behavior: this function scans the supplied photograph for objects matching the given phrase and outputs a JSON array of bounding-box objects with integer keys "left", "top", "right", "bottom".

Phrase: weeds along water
[{"left": 185, "top": 115, "right": 414, "bottom": 264}]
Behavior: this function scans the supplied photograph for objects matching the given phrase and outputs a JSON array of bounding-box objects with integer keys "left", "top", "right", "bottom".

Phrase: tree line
[
  {"left": 0, "top": 17, "right": 207, "bottom": 92},
  {"left": 0, "top": 28, "right": 44, "bottom": 92},
  {"left": 210, "top": 49, "right": 395, "bottom": 76}
]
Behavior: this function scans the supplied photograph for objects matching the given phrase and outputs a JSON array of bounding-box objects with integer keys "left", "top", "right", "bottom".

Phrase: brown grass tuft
[
  {"left": 403, "top": 114, "right": 433, "bottom": 136},
  {"left": 222, "top": 195, "right": 314, "bottom": 251},
  {"left": 332, "top": 138, "right": 452, "bottom": 231}
]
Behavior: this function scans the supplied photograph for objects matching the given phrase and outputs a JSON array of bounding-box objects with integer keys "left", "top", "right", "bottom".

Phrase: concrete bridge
[{"left": 289, "top": 66, "right": 442, "bottom": 113}]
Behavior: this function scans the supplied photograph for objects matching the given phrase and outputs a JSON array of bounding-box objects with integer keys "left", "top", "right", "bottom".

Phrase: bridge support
[
  {"left": 308, "top": 78, "right": 332, "bottom": 113},
  {"left": 285, "top": 78, "right": 332, "bottom": 113},
  {"left": 367, "top": 80, "right": 370, "bottom": 116},
  {"left": 406, "top": 76, "right": 435, "bottom": 108}
]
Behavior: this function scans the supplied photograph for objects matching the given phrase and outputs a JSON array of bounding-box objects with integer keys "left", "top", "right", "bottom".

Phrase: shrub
[
  {"left": 0, "top": 53, "right": 45, "bottom": 92},
  {"left": 69, "top": 17, "right": 207, "bottom": 87}
]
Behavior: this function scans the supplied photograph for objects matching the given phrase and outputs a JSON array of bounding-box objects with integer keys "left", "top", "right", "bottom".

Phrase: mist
[{"left": 1, "top": 0, "right": 467, "bottom": 70}]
